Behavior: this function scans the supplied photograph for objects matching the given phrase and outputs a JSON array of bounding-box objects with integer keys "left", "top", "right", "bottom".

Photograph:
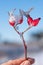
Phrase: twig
[
  {"left": 13, "top": 26, "right": 20, "bottom": 35},
  {"left": 22, "top": 35, "right": 27, "bottom": 59},
  {"left": 28, "top": 7, "right": 34, "bottom": 13},
  {"left": 9, "top": 7, "right": 34, "bottom": 60},
  {"left": 13, "top": 26, "right": 27, "bottom": 59},
  {"left": 22, "top": 25, "right": 33, "bottom": 34}
]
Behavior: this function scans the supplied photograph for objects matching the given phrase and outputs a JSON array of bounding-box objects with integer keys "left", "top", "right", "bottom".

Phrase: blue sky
[{"left": 0, "top": 0, "right": 43, "bottom": 42}]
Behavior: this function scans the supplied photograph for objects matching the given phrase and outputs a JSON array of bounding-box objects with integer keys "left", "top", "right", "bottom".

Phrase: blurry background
[{"left": 0, "top": 0, "right": 43, "bottom": 65}]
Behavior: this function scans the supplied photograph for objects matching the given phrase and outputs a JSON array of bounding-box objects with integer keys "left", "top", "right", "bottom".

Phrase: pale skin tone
[{"left": 1, "top": 57, "right": 35, "bottom": 65}]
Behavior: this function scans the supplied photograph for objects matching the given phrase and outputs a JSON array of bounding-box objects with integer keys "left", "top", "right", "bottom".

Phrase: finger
[
  {"left": 1, "top": 60, "right": 13, "bottom": 65},
  {"left": 20, "top": 57, "right": 35, "bottom": 65},
  {"left": 1, "top": 58, "right": 25, "bottom": 65},
  {"left": 1, "top": 57, "right": 35, "bottom": 65},
  {"left": 11, "top": 58, "right": 26, "bottom": 65},
  {"left": 20, "top": 60, "right": 31, "bottom": 65},
  {"left": 12, "top": 57, "right": 35, "bottom": 65}
]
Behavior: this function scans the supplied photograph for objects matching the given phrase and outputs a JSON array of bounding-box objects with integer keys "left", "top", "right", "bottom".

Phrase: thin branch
[
  {"left": 9, "top": 8, "right": 34, "bottom": 60},
  {"left": 13, "top": 8, "right": 16, "bottom": 13},
  {"left": 14, "top": 23, "right": 19, "bottom": 28},
  {"left": 13, "top": 26, "right": 20, "bottom": 35},
  {"left": 13, "top": 25, "right": 27, "bottom": 59},
  {"left": 13, "top": 25, "right": 33, "bottom": 59},
  {"left": 28, "top": 7, "right": 34, "bottom": 13},
  {"left": 22, "top": 25, "right": 33, "bottom": 34},
  {"left": 22, "top": 35, "right": 27, "bottom": 59}
]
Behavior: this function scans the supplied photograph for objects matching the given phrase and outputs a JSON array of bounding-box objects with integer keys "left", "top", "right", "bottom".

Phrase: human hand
[{"left": 1, "top": 57, "right": 35, "bottom": 65}]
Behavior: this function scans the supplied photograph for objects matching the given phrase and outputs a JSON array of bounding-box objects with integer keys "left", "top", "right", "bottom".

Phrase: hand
[{"left": 1, "top": 57, "right": 35, "bottom": 65}]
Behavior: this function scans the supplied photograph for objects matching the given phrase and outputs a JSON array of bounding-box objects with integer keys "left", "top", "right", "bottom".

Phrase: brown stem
[
  {"left": 22, "top": 25, "right": 33, "bottom": 34},
  {"left": 13, "top": 26, "right": 20, "bottom": 35},
  {"left": 22, "top": 35, "right": 27, "bottom": 59},
  {"left": 13, "top": 26, "right": 27, "bottom": 59},
  {"left": 13, "top": 25, "right": 33, "bottom": 59}
]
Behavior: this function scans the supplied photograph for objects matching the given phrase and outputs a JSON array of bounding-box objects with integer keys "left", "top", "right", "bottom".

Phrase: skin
[{"left": 1, "top": 57, "right": 35, "bottom": 65}]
